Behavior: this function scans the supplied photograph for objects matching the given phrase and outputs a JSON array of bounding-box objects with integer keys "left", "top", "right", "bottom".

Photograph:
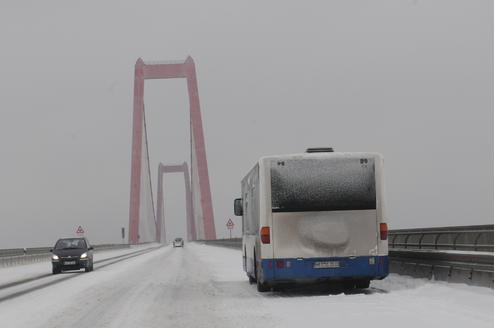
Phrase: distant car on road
[
  {"left": 50, "top": 237, "right": 94, "bottom": 274},
  {"left": 173, "top": 238, "right": 184, "bottom": 247}
]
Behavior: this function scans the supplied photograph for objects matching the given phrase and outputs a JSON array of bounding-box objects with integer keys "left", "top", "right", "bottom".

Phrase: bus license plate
[
  {"left": 314, "top": 261, "right": 339, "bottom": 269},
  {"left": 64, "top": 261, "right": 76, "bottom": 265}
]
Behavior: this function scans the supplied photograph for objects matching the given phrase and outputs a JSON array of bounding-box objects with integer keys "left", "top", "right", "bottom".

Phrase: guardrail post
[
  {"left": 418, "top": 233, "right": 425, "bottom": 249},
  {"left": 404, "top": 234, "right": 410, "bottom": 249},
  {"left": 434, "top": 233, "right": 441, "bottom": 250},
  {"left": 453, "top": 233, "right": 460, "bottom": 250},
  {"left": 474, "top": 232, "right": 482, "bottom": 251}
]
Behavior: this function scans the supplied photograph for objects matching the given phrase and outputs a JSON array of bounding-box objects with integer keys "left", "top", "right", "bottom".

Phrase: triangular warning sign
[{"left": 76, "top": 226, "right": 85, "bottom": 234}]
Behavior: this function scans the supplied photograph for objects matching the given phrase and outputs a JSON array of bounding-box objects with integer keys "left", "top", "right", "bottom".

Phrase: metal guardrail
[
  {"left": 0, "top": 244, "right": 130, "bottom": 258},
  {"left": 197, "top": 238, "right": 242, "bottom": 249},
  {"left": 0, "top": 247, "right": 50, "bottom": 258},
  {"left": 389, "top": 224, "right": 493, "bottom": 252},
  {"left": 388, "top": 224, "right": 493, "bottom": 288},
  {"left": 198, "top": 225, "right": 494, "bottom": 288},
  {"left": 0, "top": 244, "right": 130, "bottom": 267},
  {"left": 388, "top": 250, "right": 493, "bottom": 288},
  {"left": 3, "top": 226, "right": 492, "bottom": 287}
]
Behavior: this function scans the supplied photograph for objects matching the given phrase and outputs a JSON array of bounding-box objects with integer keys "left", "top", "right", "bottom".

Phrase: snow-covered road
[{"left": 0, "top": 243, "right": 492, "bottom": 328}]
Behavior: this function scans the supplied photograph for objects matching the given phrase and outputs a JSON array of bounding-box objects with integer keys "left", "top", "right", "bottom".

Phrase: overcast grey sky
[{"left": 0, "top": 0, "right": 492, "bottom": 248}]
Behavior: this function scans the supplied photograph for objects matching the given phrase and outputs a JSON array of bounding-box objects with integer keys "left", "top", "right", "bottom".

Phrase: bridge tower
[
  {"left": 128, "top": 57, "right": 216, "bottom": 244},
  {"left": 156, "top": 162, "right": 195, "bottom": 243}
]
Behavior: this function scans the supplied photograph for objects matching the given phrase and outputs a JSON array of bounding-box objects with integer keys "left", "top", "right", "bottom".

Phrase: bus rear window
[{"left": 270, "top": 157, "right": 376, "bottom": 212}]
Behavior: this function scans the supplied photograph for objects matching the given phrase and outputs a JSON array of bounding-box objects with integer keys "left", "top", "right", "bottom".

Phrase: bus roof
[{"left": 258, "top": 151, "right": 382, "bottom": 163}]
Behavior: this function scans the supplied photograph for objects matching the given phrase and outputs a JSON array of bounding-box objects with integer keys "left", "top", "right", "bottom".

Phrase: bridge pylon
[
  {"left": 128, "top": 57, "right": 216, "bottom": 244},
  {"left": 156, "top": 162, "right": 195, "bottom": 243}
]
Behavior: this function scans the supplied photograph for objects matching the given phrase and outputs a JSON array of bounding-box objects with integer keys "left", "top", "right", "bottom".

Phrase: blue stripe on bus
[{"left": 261, "top": 256, "right": 389, "bottom": 281}]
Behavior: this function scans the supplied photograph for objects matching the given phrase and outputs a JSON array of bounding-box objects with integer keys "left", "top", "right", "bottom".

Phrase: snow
[
  {"left": 0, "top": 243, "right": 492, "bottom": 328},
  {"left": 0, "top": 245, "right": 152, "bottom": 287},
  {"left": 270, "top": 156, "right": 377, "bottom": 213}
]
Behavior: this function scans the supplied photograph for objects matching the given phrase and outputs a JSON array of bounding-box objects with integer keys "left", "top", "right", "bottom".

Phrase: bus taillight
[
  {"left": 380, "top": 223, "right": 388, "bottom": 240},
  {"left": 260, "top": 226, "right": 270, "bottom": 244}
]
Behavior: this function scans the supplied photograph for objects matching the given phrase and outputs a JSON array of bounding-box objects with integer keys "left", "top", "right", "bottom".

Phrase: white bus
[{"left": 234, "top": 148, "right": 389, "bottom": 291}]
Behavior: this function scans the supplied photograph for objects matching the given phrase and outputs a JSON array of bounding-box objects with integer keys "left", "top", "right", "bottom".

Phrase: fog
[{"left": 0, "top": 0, "right": 492, "bottom": 248}]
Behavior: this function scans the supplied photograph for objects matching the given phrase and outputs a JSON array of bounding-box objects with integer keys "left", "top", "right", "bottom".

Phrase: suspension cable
[{"left": 142, "top": 104, "right": 158, "bottom": 231}]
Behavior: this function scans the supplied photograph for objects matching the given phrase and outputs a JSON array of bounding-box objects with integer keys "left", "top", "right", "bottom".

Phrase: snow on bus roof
[{"left": 258, "top": 151, "right": 383, "bottom": 162}]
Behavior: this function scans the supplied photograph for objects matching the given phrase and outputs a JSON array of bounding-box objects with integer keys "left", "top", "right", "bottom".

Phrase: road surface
[{"left": 0, "top": 243, "right": 492, "bottom": 328}]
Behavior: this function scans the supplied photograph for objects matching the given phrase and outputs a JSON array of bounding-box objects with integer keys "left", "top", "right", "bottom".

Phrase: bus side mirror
[{"left": 234, "top": 198, "right": 243, "bottom": 216}]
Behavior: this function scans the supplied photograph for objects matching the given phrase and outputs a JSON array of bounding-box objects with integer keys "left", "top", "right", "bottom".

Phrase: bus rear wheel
[
  {"left": 257, "top": 280, "right": 270, "bottom": 292},
  {"left": 355, "top": 279, "right": 370, "bottom": 289}
]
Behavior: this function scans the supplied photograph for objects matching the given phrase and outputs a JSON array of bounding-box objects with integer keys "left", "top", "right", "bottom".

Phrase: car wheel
[{"left": 52, "top": 267, "right": 61, "bottom": 274}]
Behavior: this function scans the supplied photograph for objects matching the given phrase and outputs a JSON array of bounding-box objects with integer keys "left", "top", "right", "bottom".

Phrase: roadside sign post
[
  {"left": 226, "top": 218, "right": 234, "bottom": 239},
  {"left": 76, "top": 226, "right": 85, "bottom": 236}
]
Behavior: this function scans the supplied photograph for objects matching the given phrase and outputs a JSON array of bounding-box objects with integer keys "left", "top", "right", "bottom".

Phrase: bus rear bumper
[{"left": 261, "top": 256, "right": 389, "bottom": 282}]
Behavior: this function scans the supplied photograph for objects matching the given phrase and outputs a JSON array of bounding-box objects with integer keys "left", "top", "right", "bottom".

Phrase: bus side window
[{"left": 242, "top": 192, "right": 249, "bottom": 233}]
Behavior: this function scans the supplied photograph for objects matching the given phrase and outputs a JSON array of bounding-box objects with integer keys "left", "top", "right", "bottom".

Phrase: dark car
[
  {"left": 50, "top": 237, "right": 94, "bottom": 274},
  {"left": 173, "top": 238, "right": 184, "bottom": 247}
]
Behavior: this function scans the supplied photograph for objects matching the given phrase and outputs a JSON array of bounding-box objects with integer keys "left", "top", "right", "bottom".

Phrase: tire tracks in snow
[{"left": 0, "top": 246, "right": 161, "bottom": 303}]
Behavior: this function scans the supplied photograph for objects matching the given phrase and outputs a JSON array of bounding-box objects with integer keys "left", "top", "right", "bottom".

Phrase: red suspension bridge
[{"left": 128, "top": 57, "right": 216, "bottom": 244}]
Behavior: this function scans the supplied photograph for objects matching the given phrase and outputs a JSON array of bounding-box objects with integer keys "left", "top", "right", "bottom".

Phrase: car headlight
[
  {"left": 80, "top": 252, "right": 88, "bottom": 259},
  {"left": 52, "top": 254, "right": 59, "bottom": 261}
]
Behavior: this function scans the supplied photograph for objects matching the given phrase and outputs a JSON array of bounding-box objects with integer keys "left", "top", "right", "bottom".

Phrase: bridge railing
[
  {"left": 387, "top": 225, "right": 493, "bottom": 288},
  {"left": 197, "top": 225, "right": 494, "bottom": 288},
  {"left": 198, "top": 225, "right": 494, "bottom": 252},
  {"left": 0, "top": 244, "right": 130, "bottom": 267},
  {"left": 196, "top": 238, "right": 241, "bottom": 249},
  {"left": 389, "top": 224, "right": 493, "bottom": 252}
]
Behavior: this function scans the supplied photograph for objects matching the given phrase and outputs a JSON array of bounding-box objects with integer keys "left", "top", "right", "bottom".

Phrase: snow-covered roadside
[
  {"left": 0, "top": 242, "right": 492, "bottom": 328},
  {"left": 0, "top": 244, "right": 171, "bottom": 328},
  {"left": 189, "top": 243, "right": 494, "bottom": 328},
  {"left": 0, "top": 243, "right": 159, "bottom": 286}
]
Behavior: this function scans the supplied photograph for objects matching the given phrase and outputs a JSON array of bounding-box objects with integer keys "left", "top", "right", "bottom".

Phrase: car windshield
[{"left": 55, "top": 238, "right": 86, "bottom": 250}]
